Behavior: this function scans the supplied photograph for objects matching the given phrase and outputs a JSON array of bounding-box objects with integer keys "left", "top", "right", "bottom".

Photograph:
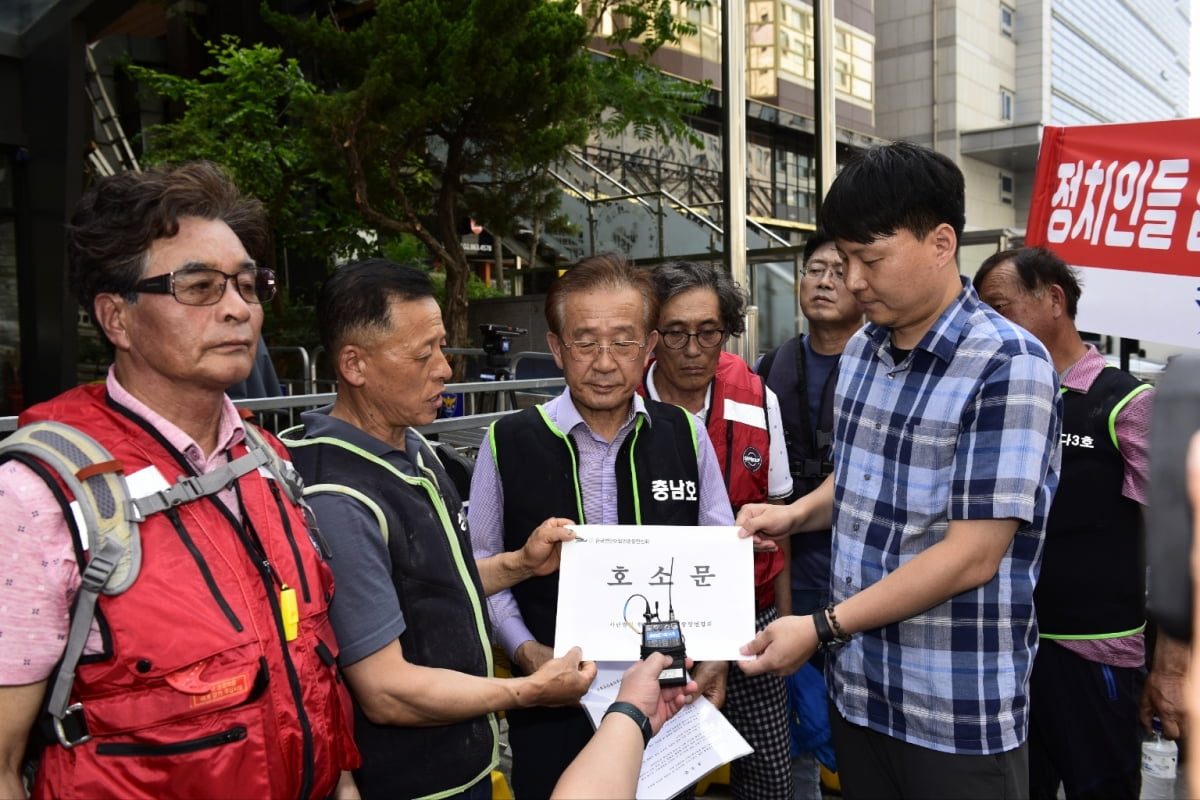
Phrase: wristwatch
[{"left": 604, "top": 701, "right": 653, "bottom": 747}]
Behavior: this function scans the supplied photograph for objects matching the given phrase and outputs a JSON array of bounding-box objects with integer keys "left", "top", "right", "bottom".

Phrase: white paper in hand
[{"left": 554, "top": 524, "right": 754, "bottom": 661}]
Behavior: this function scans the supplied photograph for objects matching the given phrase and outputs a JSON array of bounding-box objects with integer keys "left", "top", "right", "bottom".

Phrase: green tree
[
  {"left": 265, "top": 0, "right": 706, "bottom": 362},
  {"left": 125, "top": 36, "right": 363, "bottom": 271}
]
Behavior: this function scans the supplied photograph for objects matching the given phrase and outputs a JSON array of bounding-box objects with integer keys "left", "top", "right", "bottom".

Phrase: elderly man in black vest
[
  {"left": 284, "top": 259, "right": 597, "bottom": 800},
  {"left": 470, "top": 252, "right": 735, "bottom": 799},
  {"left": 975, "top": 246, "right": 1188, "bottom": 798}
]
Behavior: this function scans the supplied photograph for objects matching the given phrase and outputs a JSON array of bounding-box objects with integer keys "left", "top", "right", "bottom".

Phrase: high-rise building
[
  {"left": 589, "top": 0, "right": 883, "bottom": 239},
  {"left": 875, "top": 0, "right": 1191, "bottom": 241},
  {"left": 580, "top": 1, "right": 886, "bottom": 348}
]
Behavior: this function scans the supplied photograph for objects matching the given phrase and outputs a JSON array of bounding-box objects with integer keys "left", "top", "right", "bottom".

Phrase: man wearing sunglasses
[
  {"left": 0, "top": 162, "right": 359, "bottom": 799},
  {"left": 641, "top": 260, "right": 795, "bottom": 800},
  {"left": 469, "top": 252, "right": 734, "bottom": 798}
]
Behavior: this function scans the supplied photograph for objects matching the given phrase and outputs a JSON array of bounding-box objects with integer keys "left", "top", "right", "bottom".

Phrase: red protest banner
[{"left": 1025, "top": 119, "right": 1200, "bottom": 348}]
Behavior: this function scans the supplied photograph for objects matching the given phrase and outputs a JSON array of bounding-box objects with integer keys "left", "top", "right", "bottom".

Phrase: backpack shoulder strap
[
  {"left": 127, "top": 422, "right": 297, "bottom": 520},
  {"left": 241, "top": 421, "right": 307, "bottom": 506},
  {"left": 0, "top": 420, "right": 309, "bottom": 745},
  {"left": 0, "top": 421, "right": 140, "bottom": 593},
  {"left": 757, "top": 344, "right": 780, "bottom": 378},
  {"left": 0, "top": 421, "right": 141, "bottom": 745}
]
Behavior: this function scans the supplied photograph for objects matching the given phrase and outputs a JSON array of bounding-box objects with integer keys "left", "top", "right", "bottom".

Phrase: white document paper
[
  {"left": 581, "top": 661, "right": 753, "bottom": 800},
  {"left": 555, "top": 524, "right": 755, "bottom": 661}
]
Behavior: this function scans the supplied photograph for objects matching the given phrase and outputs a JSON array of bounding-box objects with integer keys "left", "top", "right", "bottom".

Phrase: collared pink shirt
[
  {"left": 0, "top": 369, "right": 246, "bottom": 683},
  {"left": 1060, "top": 344, "right": 1152, "bottom": 504}
]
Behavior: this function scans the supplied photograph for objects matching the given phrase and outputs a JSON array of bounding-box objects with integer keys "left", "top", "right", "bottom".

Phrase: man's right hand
[
  {"left": 735, "top": 503, "right": 799, "bottom": 551},
  {"left": 738, "top": 614, "right": 818, "bottom": 677},
  {"left": 615, "top": 654, "right": 698, "bottom": 736},
  {"left": 737, "top": 476, "right": 835, "bottom": 548},
  {"left": 524, "top": 645, "right": 597, "bottom": 707}
]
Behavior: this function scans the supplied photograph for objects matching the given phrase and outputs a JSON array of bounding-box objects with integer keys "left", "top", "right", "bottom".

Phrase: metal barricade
[{"left": 1, "top": 377, "right": 567, "bottom": 452}]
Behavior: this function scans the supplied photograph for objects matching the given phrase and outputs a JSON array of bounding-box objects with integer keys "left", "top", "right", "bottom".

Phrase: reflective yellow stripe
[{"left": 1040, "top": 622, "right": 1145, "bottom": 640}]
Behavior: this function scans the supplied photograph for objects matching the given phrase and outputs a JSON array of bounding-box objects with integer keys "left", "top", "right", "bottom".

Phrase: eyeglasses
[
  {"left": 132, "top": 267, "right": 278, "bottom": 306},
  {"left": 560, "top": 339, "right": 646, "bottom": 362},
  {"left": 657, "top": 328, "right": 725, "bottom": 349},
  {"left": 801, "top": 262, "right": 844, "bottom": 285}
]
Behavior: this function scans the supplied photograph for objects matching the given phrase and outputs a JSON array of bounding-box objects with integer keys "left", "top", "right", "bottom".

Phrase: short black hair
[
  {"left": 317, "top": 258, "right": 436, "bottom": 355},
  {"left": 820, "top": 142, "right": 966, "bottom": 244},
  {"left": 974, "top": 246, "right": 1083, "bottom": 319},
  {"left": 803, "top": 228, "right": 835, "bottom": 264}
]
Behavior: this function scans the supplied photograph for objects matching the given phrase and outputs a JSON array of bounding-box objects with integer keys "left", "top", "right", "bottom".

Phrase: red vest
[
  {"left": 22, "top": 385, "right": 358, "bottom": 800},
  {"left": 643, "top": 353, "right": 785, "bottom": 610},
  {"left": 707, "top": 352, "right": 771, "bottom": 508},
  {"left": 708, "top": 353, "right": 785, "bottom": 608}
]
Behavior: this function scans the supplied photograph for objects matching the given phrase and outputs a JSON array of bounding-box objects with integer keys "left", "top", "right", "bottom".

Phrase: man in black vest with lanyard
[
  {"left": 974, "top": 246, "right": 1188, "bottom": 798},
  {"left": 284, "top": 260, "right": 597, "bottom": 800},
  {"left": 470, "top": 252, "right": 735, "bottom": 798},
  {"left": 757, "top": 228, "right": 862, "bottom": 798}
]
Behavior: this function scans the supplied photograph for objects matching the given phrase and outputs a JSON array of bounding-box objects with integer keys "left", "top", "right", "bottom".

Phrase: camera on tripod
[{"left": 479, "top": 323, "right": 526, "bottom": 381}]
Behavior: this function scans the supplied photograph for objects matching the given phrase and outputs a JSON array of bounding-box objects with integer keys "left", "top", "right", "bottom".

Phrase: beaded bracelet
[{"left": 825, "top": 603, "right": 852, "bottom": 644}]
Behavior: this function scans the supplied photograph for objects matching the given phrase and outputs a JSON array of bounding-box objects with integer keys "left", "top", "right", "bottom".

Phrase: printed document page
[{"left": 554, "top": 524, "right": 755, "bottom": 661}]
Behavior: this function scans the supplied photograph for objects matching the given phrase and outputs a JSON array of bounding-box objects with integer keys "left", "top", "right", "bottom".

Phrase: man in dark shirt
[{"left": 284, "top": 258, "right": 596, "bottom": 800}]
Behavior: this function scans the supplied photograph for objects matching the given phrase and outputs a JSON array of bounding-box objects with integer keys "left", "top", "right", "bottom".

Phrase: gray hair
[{"left": 648, "top": 261, "right": 747, "bottom": 337}]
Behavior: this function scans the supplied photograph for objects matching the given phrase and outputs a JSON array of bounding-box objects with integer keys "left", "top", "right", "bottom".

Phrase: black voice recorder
[
  {"left": 641, "top": 620, "right": 688, "bottom": 686},
  {"left": 639, "top": 557, "right": 688, "bottom": 686}
]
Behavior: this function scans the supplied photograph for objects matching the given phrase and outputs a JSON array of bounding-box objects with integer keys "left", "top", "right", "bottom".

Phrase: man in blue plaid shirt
[{"left": 737, "top": 142, "right": 1062, "bottom": 798}]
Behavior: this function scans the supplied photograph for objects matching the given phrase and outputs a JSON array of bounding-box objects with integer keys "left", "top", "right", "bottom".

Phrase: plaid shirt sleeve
[{"left": 950, "top": 348, "right": 1062, "bottom": 524}]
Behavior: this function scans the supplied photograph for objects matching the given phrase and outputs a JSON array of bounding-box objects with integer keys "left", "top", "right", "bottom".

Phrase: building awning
[{"left": 960, "top": 122, "right": 1043, "bottom": 171}]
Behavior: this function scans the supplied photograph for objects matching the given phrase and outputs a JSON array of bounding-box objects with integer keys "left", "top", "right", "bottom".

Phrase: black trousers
[
  {"left": 1028, "top": 640, "right": 1144, "bottom": 799},
  {"left": 505, "top": 704, "right": 594, "bottom": 799},
  {"left": 829, "top": 700, "right": 1029, "bottom": 799}
]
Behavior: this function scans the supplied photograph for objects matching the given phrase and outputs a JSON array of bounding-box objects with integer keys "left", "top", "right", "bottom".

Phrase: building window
[
  {"left": 834, "top": 27, "right": 874, "bottom": 103},
  {"left": 774, "top": 3, "right": 872, "bottom": 105},
  {"left": 748, "top": 0, "right": 778, "bottom": 96},
  {"left": 668, "top": 1, "right": 720, "bottom": 60},
  {"left": 778, "top": 0, "right": 814, "bottom": 82},
  {"left": 999, "top": 172, "right": 1014, "bottom": 205},
  {"left": 1000, "top": 3, "right": 1014, "bottom": 39},
  {"left": 774, "top": 147, "right": 814, "bottom": 220},
  {"left": 1000, "top": 87, "right": 1014, "bottom": 122}
]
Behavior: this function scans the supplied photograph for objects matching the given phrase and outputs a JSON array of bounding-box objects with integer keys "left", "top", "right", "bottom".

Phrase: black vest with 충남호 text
[{"left": 490, "top": 400, "right": 702, "bottom": 650}]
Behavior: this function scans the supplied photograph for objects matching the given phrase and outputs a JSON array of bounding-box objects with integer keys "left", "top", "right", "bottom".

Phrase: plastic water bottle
[{"left": 1140, "top": 716, "right": 1178, "bottom": 799}]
